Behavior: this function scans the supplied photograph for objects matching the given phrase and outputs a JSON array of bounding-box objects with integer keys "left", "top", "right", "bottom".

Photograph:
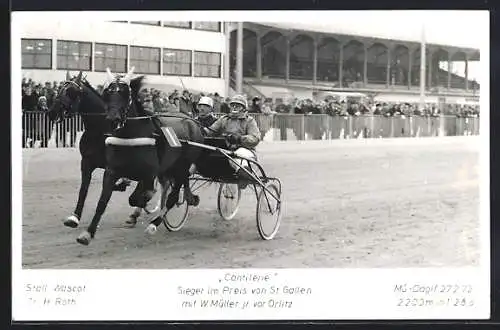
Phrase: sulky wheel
[
  {"left": 217, "top": 183, "right": 242, "bottom": 221},
  {"left": 143, "top": 177, "right": 162, "bottom": 214},
  {"left": 162, "top": 182, "right": 190, "bottom": 232},
  {"left": 256, "top": 181, "right": 282, "bottom": 240}
]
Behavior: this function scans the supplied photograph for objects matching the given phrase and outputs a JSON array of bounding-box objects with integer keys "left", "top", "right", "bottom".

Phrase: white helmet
[{"left": 198, "top": 96, "right": 214, "bottom": 108}]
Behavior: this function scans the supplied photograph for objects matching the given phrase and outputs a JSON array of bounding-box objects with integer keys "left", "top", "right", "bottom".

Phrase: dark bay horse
[
  {"left": 74, "top": 68, "right": 204, "bottom": 245},
  {"left": 47, "top": 71, "right": 154, "bottom": 230}
]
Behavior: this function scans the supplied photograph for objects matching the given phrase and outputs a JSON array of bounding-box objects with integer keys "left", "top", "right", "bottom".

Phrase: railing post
[{"left": 301, "top": 115, "right": 305, "bottom": 140}]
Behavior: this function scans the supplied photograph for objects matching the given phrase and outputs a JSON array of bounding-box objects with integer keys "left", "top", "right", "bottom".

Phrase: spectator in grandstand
[
  {"left": 249, "top": 97, "right": 262, "bottom": 114},
  {"left": 37, "top": 95, "right": 48, "bottom": 112},
  {"left": 138, "top": 88, "right": 155, "bottom": 113},
  {"left": 261, "top": 99, "right": 275, "bottom": 115},
  {"left": 171, "top": 92, "right": 182, "bottom": 112},
  {"left": 150, "top": 89, "right": 162, "bottom": 112},
  {"left": 44, "top": 82, "right": 56, "bottom": 108},
  {"left": 220, "top": 97, "right": 231, "bottom": 114},
  {"left": 163, "top": 93, "right": 179, "bottom": 113},
  {"left": 212, "top": 93, "right": 222, "bottom": 113},
  {"left": 179, "top": 90, "right": 193, "bottom": 116},
  {"left": 22, "top": 84, "right": 38, "bottom": 112}
]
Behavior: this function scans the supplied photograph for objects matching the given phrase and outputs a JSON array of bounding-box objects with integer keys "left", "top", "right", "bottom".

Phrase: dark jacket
[
  {"left": 197, "top": 114, "right": 218, "bottom": 129},
  {"left": 22, "top": 93, "right": 38, "bottom": 111},
  {"left": 196, "top": 114, "right": 217, "bottom": 127},
  {"left": 220, "top": 102, "right": 230, "bottom": 114}
]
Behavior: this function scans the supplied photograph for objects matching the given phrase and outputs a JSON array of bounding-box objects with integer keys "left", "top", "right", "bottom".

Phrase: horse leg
[
  {"left": 125, "top": 178, "right": 156, "bottom": 228},
  {"left": 64, "top": 158, "right": 94, "bottom": 228},
  {"left": 128, "top": 181, "right": 143, "bottom": 207},
  {"left": 76, "top": 169, "right": 117, "bottom": 246},
  {"left": 126, "top": 207, "right": 142, "bottom": 228},
  {"left": 144, "top": 177, "right": 177, "bottom": 235},
  {"left": 178, "top": 163, "right": 199, "bottom": 207}
]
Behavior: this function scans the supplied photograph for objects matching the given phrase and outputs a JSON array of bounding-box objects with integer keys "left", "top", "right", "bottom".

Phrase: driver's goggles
[{"left": 230, "top": 103, "right": 245, "bottom": 110}]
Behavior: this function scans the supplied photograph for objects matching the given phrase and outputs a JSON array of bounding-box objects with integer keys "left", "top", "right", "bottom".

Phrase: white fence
[{"left": 22, "top": 111, "right": 480, "bottom": 148}]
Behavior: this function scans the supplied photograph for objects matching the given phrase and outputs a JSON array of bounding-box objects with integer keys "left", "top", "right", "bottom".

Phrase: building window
[
  {"left": 162, "top": 21, "right": 191, "bottom": 29},
  {"left": 194, "top": 51, "right": 221, "bottom": 78},
  {"left": 130, "top": 21, "right": 161, "bottom": 26},
  {"left": 130, "top": 46, "right": 160, "bottom": 74},
  {"left": 193, "top": 22, "right": 221, "bottom": 32},
  {"left": 21, "top": 39, "right": 52, "bottom": 69},
  {"left": 94, "top": 43, "right": 127, "bottom": 73},
  {"left": 57, "top": 40, "right": 92, "bottom": 70},
  {"left": 163, "top": 49, "right": 191, "bottom": 76}
]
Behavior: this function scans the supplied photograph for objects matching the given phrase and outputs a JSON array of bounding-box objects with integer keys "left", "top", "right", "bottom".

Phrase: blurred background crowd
[{"left": 22, "top": 77, "right": 479, "bottom": 119}]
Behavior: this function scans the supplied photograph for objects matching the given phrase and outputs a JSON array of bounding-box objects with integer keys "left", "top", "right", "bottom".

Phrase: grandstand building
[
  {"left": 20, "top": 19, "right": 480, "bottom": 106},
  {"left": 20, "top": 20, "right": 228, "bottom": 94},
  {"left": 228, "top": 22, "right": 480, "bottom": 105}
]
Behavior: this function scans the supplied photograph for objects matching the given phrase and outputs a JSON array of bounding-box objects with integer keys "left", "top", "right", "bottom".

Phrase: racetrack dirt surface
[{"left": 21, "top": 136, "right": 481, "bottom": 269}]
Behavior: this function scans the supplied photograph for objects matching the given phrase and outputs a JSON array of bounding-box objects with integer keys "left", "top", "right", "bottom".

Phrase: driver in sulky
[{"left": 204, "top": 94, "right": 261, "bottom": 187}]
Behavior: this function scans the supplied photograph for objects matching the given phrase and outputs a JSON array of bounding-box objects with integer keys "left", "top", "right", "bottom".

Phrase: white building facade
[{"left": 20, "top": 20, "right": 228, "bottom": 95}]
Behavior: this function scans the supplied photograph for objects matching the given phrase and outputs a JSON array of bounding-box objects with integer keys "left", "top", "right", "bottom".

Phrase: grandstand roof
[{"left": 256, "top": 11, "right": 485, "bottom": 52}]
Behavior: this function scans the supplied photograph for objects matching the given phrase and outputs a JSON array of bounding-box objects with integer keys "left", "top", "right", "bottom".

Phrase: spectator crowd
[
  {"left": 21, "top": 76, "right": 479, "bottom": 148},
  {"left": 22, "top": 77, "right": 479, "bottom": 120}
]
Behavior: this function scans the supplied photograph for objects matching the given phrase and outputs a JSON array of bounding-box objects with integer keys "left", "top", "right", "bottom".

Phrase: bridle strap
[{"left": 104, "top": 80, "right": 133, "bottom": 119}]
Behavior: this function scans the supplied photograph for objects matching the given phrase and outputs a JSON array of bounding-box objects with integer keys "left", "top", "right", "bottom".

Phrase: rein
[{"left": 154, "top": 113, "right": 218, "bottom": 134}]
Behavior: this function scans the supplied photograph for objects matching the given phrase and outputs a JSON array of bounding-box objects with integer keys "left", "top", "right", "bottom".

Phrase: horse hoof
[
  {"left": 123, "top": 217, "right": 137, "bottom": 228},
  {"left": 189, "top": 195, "right": 200, "bottom": 207},
  {"left": 144, "top": 224, "right": 157, "bottom": 236},
  {"left": 63, "top": 215, "right": 80, "bottom": 228},
  {"left": 76, "top": 231, "right": 91, "bottom": 245}
]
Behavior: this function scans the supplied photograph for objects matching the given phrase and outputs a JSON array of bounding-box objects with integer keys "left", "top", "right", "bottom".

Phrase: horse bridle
[
  {"left": 103, "top": 79, "right": 134, "bottom": 129},
  {"left": 56, "top": 79, "right": 84, "bottom": 122}
]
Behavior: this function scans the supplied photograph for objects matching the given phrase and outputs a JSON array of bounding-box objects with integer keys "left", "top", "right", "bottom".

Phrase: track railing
[{"left": 21, "top": 111, "right": 480, "bottom": 148}]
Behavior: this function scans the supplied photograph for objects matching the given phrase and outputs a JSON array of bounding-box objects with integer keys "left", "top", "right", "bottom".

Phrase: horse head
[
  {"left": 48, "top": 71, "right": 84, "bottom": 122},
  {"left": 102, "top": 67, "right": 146, "bottom": 130}
]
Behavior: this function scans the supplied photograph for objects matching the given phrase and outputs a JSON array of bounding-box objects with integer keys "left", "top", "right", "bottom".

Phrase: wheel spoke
[
  {"left": 218, "top": 183, "right": 241, "bottom": 221},
  {"left": 256, "top": 182, "right": 281, "bottom": 240}
]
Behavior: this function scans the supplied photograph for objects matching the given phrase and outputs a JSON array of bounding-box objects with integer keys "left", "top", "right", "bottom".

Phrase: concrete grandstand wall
[{"left": 20, "top": 20, "right": 228, "bottom": 95}]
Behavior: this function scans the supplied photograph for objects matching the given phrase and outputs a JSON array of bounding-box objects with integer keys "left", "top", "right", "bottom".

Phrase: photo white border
[{"left": 12, "top": 10, "right": 490, "bottom": 321}]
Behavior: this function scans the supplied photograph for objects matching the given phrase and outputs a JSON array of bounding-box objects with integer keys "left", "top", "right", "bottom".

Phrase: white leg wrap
[
  {"left": 66, "top": 214, "right": 80, "bottom": 225},
  {"left": 144, "top": 223, "right": 158, "bottom": 235}
]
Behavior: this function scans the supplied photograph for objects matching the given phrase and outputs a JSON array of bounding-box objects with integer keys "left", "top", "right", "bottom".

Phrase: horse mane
[
  {"left": 81, "top": 79, "right": 103, "bottom": 99},
  {"left": 130, "top": 75, "right": 145, "bottom": 100},
  {"left": 130, "top": 75, "right": 147, "bottom": 115}
]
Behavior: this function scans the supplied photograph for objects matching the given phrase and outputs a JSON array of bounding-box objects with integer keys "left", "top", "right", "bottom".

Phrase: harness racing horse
[
  {"left": 74, "top": 68, "right": 204, "bottom": 245},
  {"left": 47, "top": 71, "right": 156, "bottom": 230}
]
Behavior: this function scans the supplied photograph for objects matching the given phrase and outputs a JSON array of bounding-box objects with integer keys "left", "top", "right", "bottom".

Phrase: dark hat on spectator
[{"left": 214, "top": 92, "right": 220, "bottom": 97}]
